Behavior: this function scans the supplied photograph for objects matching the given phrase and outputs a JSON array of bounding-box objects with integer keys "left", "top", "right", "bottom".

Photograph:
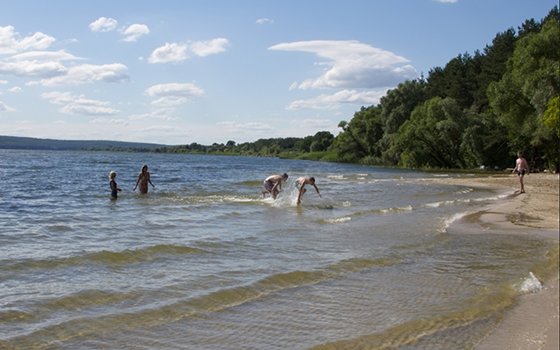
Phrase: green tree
[
  {"left": 331, "top": 106, "right": 384, "bottom": 162},
  {"left": 460, "top": 111, "right": 510, "bottom": 168},
  {"left": 397, "top": 97, "right": 468, "bottom": 168},
  {"left": 331, "top": 120, "right": 366, "bottom": 162},
  {"left": 488, "top": 11, "right": 560, "bottom": 169},
  {"left": 473, "top": 29, "right": 517, "bottom": 112},
  {"left": 309, "top": 131, "right": 334, "bottom": 152},
  {"left": 543, "top": 96, "right": 560, "bottom": 138},
  {"left": 378, "top": 79, "right": 427, "bottom": 164}
]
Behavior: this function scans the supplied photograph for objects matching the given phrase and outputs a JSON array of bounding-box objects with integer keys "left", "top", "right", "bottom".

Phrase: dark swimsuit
[
  {"left": 110, "top": 180, "right": 118, "bottom": 198},
  {"left": 264, "top": 180, "right": 274, "bottom": 191}
]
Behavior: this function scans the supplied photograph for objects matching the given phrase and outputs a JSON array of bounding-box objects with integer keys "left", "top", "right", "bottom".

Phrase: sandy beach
[{"left": 429, "top": 173, "right": 559, "bottom": 350}]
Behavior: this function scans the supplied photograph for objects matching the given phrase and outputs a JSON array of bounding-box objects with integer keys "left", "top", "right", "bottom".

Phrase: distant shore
[{"left": 425, "top": 173, "right": 559, "bottom": 350}]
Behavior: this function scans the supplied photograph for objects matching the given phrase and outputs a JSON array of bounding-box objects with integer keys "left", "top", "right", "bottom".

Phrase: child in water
[
  {"left": 109, "top": 171, "right": 122, "bottom": 199},
  {"left": 296, "top": 176, "right": 321, "bottom": 205}
]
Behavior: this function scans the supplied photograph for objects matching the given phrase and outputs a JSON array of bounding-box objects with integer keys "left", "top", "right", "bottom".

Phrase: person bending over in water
[
  {"left": 109, "top": 171, "right": 122, "bottom": 199},
  {"left": 133, "top": 164, "right": 155, "bottom": 194},
  {"left": 512, "top": 151, "right": 529, "bottom": 193},
  {"left": 262, "top": 173, "right": 288, "bottom": 199},
  {"left": 296, "top": 176, "right": 320, "bottom": 205}
]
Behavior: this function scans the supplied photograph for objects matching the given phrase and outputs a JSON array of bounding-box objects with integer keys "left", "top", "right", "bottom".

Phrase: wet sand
[{"left": 427, "top": 173, "right": 559, "bottom": 349}]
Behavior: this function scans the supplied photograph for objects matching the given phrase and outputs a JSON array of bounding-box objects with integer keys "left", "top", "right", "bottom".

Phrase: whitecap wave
[
  {"left": 426, "top": 200, "right": 455, "bottom": 208},
  {"left": 439, "top": 212, "right": 470, "bottom": 233},
  {"left": 380, "top": 205, "right": 413, "bottom": 214},
  {"left": 325, "top": 217, "right": 351, "bottom": 224},
  {"left": 518, "top": 272, "right": 543, "bottom": 293}
]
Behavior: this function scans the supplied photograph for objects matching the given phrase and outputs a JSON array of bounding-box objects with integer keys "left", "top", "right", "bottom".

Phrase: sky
[{"left": 0, "top": 0, "right": 556, "bottom": 145}]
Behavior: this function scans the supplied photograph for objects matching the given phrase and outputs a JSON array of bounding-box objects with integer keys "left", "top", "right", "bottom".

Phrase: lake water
[{"left": 0, "top": 149, "right": 556, "bottom": 349}]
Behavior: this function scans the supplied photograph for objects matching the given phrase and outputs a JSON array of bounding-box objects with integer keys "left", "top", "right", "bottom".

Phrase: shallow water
[{"left": 0, "top": 149, "right": 555, "bottom": 349}]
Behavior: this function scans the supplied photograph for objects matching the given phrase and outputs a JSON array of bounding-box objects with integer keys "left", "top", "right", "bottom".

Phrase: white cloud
[
  {"left": 0, "top": 80, "right": 7, "bottom": 84},
  {"left": 151, "top": 96, "right": 189, "bottom": 108},
  {"left": 0, "top": 100, "right": 14, "bottom": 112},
  {"left": 7, "top": 86, "right": 22, "bottom": 93},
  {"left": 90, "top": 117, "right": 129, "bottom": 125},
  {"left": 289, "top": 118, "right": 333, "bottom": 129},
  {"left": 148, "top": 43, "right": 187, "bottom": 63},
  {"left": 0, "top": 25, "right": 56, "bottom": 54},
  {"left": 269, "top": 40, "right": 417, "bottom": 89},
  {"left": 148, "top": 38, "right": 229, "bottom": 63},
  {"left": 0, "top": 49, "right": 82, "bottom": 79},
  {"left": 217, "top": 121, "right": 273, "bottom": 132},
  {"left": 287, "top": 89, "right": 387, "bottom": 110},
  {"left": 128, "top": 112, "right": 177, "bottom": 121},
  {"left": 121, "top": 24, "right": 150, "bottom": 42},
  {"left": 8, "top": 49, "right": 81, "bottom": 62},
  {"left": 35, "top": 63, "right": 129, "bottom": 86},
  {"left": 145, "top": 83, "right": 204, "bottom": 118},
  {"left": 42, "top": 91, "right": 120, "bottom": 116},
  {"left": 256, "top": 18, "right": 274, "bottom": 25},
  {"left": 189, "top": 38, "right": 229, "bottom": 57},
  {"left": 434, "top": 0, "right": 458, "bottom": 3},
  {"left": 0, "top": 60, "right": 66, "bottom": 78},
  {"left": 145, "top": 82, "right": 205, "bottom": 98},
  {"left": 89, "top": 17, "right": 118, "bottom": 32}
]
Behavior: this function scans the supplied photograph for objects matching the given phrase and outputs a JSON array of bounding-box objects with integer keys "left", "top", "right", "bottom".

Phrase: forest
[{"left": 164, "top": 8, "right": 559, "bottom": 171}]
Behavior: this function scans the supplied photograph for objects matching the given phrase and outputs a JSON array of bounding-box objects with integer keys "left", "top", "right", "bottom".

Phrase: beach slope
[{"left": 430, "top": 173, "right": 559, "bottom": 350}]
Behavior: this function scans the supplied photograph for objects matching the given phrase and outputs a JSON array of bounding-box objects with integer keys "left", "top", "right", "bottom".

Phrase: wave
[
  {"left": 350, "top": 205, "right": 415, "bottom": 218},
  {"left": 1, "top": 256, "right": 401, "bottom": 347},
  {"left": 438, "top": 212, "right": 471, "bottom": 233},
  {"left": 0, "top": 244, "right": 206, "bottom": 275},
  {"left": 151, "top": 192, "right": 261, "bottom": 205},
  {"left": 238, "top": 180, "right": 263, "bottom": 187},
  {"left": 380, "top": 205, "right": 413, "bottom": 213},
  {"left": 0, "top": 310, "right": 35, "bottom": 324},
  {"left": 517, "top": 272, "right": 543, "bottom": 293},
  {"left": 425, "top": 200, "right": 456, "bottom": 208},
  {"left": 38, "top": 289, "right": 141, "bottom": 313},
  {"left": 311, "top": 283, "right": 518, "bottom": 349},
  {"left": 323, "top": 217, "right": 352, "bottom": 224}
]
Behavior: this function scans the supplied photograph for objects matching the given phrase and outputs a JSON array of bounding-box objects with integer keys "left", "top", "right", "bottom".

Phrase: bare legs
[{"left": 518, "top": 175, "right": 525, "bottom": 193}]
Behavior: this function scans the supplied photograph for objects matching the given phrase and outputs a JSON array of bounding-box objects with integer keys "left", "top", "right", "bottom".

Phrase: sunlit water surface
[{"left": 0, "top": 150, "right": 555, "bottom": 349}]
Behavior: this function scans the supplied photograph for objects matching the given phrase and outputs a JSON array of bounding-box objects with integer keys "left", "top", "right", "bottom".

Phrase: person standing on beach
[
  {"left": 296, "top": 176, "right": 321, "bottom": 205},
  {"left": 133, "top": 164, "right": 155, "bottom": 194},
  {"left": 512, "top": 151, "right": 529, "bottom": 193},
  {"left": 109, "top": 171, "right": 122, "bottom": 199},
  {"left": 262, "top": 173, "right": 288, "bottom": 199}
]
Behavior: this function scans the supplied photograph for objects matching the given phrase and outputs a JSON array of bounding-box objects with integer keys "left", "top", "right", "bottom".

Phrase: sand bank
[{"left": 426, "top": 173, "right": 559, "bottom": 349}]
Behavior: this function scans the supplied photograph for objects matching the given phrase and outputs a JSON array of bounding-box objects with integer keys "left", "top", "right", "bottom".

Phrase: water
[{"left": 0, "top": 149, "right": 556, "bottom": 349}]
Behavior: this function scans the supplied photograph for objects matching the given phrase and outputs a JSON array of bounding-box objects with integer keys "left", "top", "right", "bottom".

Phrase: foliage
[
  {"left": 330, "top": 6, "right": 559, "bottom": 171},
  {"left": 543, "top": 96, "right": 560, "bottom": 138},
  {"left": 488, "top": 8, "right": 560, "bottom": 170},
  {"left": 396, "top": 97, "right": 467, "bottom": 168}
]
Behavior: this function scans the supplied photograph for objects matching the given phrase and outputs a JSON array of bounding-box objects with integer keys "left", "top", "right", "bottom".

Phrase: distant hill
[{"left": 0, "top": 135, "right": 167, "bottom": 151}]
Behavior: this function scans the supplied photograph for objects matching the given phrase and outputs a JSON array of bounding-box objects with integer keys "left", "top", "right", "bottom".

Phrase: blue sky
[{"left": 0, "top": 0, "right": 556, "bottom": 145}]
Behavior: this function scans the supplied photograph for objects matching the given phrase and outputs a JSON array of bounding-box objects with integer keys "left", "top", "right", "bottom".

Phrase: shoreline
[{"left": 428, "top": 173, "right": 559, "bottom": 349}]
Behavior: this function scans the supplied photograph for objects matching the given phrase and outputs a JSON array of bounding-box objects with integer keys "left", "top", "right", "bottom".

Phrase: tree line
[{"left": 160, "top": 7, "right": 559, "bottom": 171}]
